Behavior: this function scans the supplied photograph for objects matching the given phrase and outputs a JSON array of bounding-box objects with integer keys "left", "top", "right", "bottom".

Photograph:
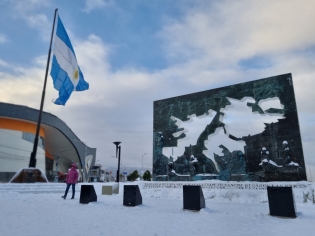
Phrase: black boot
[
  {"left": 71, "top": 195, "right": 74, "bottom": 199},
  {"left": 61, "top": 195, "right": 66, "bottom": 199}
]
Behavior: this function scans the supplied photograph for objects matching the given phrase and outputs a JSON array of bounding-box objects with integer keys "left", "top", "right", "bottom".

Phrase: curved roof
[{"left": 0, "top": 102, "right": 96, "bottom": 175}]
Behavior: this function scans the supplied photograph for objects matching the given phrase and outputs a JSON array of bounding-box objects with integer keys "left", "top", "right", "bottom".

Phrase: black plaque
[
  {"left": 123, "top": 185, "right": 142, "bottom": 206},
  {"left": 183, "top": 185, "right": 205, "bottom": 211},
  {"left": 80, "top": 185, "right": 97, "bottom": 204},
  {"left": 267, "top": 186, "right": 296, "bottom": 218}
]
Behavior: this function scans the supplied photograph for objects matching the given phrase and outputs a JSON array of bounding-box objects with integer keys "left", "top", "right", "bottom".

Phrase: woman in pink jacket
[{"left": 61, "top": 163, "right": 78, "bottom": 199}]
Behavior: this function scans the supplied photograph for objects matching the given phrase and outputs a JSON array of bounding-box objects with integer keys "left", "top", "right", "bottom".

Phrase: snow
[
  {"left": 0, "top": 180, "right": 314, "bottom": 236},
  {"left": 288, "top": 161, "right": 299, "bottom": 167},
  {"left": 195, "top": 173, "right": 219, "bottom": 176},
  {"left": 260, "top": 158, "right": 269, "bottom": 164},
  {"left": 260, "top": 159, "right": 282, "bottom": 167},
  {"left": 259, "top": 159, "right": 300, "bottom": 167},
  {"left": 269, "top": 159, "right": 282, "bottom": 167}
]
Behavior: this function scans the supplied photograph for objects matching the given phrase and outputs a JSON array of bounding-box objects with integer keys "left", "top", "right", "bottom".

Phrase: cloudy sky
[{"left": 0, "top": 0, "right": 314, "bottom": 172}]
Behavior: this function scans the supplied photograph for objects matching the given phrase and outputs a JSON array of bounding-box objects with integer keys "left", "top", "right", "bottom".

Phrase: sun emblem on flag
[{"left": 74, "top": 70, "right": 79, "bottom": 79}]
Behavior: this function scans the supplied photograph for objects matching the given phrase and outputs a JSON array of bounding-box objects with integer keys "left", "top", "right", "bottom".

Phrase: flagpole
[{"left": 29, "top": 8, "right": 58, "bottom": 168}]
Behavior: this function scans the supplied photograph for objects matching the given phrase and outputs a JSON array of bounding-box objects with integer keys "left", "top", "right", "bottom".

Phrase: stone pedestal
[{"left": 102, "top": 183, "right": 119, "bottom": 195}]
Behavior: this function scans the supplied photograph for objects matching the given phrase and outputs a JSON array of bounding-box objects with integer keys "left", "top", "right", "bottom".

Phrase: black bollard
[
  {"left": 123, "top": 185, "right": 142, "bottom": 206},
  {"left": 183, "top": 185, "right": 205, "bottom": 211},
  {"left": 80, "top": 185, "right": 97, "bottom": 204},
  {"left": 267, "top": 186, "right": 296, "bottom": 218}
]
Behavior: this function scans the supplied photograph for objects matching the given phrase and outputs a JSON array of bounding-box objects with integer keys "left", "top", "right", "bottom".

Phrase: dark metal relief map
[{"left": 153, "top": 73, "right": 306, "bottom": 182}]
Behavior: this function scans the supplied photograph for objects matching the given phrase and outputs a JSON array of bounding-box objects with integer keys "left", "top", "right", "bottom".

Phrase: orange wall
[
  {"left": 0, "top": 117, "right": 45, "bottom": 138},
  {"left": 0, "top": 118, "right": 57, "bottom": 160},
  {"left": 0, "top": 117, "right": 55, "bottom": 160},
  {"left": 45, "top": 151, "right": 54, "bottom": 160}
]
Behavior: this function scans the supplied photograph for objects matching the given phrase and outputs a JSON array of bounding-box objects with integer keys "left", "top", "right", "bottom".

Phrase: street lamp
[
  {"left": 113, "top": 142, "right": 121, "bottom": 183},
  {"left": 112, "top": 156, "right": 124, "bottom": 172},
  {"left": 142, "top": 153, "right": 146, "bottom": 174}
]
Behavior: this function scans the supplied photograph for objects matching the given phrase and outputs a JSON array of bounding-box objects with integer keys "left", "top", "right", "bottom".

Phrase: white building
[{"left": 0, "top": 102, "right": 96, "bottom": 182}]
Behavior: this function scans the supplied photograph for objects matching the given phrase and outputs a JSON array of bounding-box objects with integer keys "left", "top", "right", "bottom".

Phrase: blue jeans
[{"left": 64, "top": 183, "right": 76, "bottom": 198}]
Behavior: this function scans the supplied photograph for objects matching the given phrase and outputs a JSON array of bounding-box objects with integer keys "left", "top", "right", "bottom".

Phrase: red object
[{"left": 57, "top": 172, "right": 67, "bottom": 182}]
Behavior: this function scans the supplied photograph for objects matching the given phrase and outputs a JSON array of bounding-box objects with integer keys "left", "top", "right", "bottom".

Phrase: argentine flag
[{"left": 50, "top": 16, "right": 89, "bottom": 105}]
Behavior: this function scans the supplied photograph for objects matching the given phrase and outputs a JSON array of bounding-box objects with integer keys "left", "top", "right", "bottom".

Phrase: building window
[{"left": 22, "top": 132, "right": 45, "bottom": 149}]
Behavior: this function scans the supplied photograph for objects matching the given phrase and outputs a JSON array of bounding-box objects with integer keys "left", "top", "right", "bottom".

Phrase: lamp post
[
  {"left": 113, "top": 142, "right": 121, "bottom": 183},
  {"left": 112, "top": 156, "right": 125, "bottom": 173},
  {"left": 142, "top": 153, "right": 146, "bottom": 174}
]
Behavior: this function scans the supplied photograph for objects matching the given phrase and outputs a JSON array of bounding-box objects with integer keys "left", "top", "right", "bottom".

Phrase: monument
[{"left": 153, "top": 73, "right": 306, "bottom": 182}]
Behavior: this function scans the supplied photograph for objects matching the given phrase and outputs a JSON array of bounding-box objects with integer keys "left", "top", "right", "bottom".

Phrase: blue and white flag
[{"left": 50, "top": 16, "right": 89, "bottom": 105}]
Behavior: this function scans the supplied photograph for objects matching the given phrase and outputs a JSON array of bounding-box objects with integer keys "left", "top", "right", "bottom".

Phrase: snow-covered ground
[{"left": 0, "top": 181, "right": 314, "bottom": 236}]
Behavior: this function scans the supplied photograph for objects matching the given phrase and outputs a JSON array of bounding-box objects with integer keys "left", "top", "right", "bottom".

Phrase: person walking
[{"left": 61, "top": 163, "right": 78, "bottom": 199}]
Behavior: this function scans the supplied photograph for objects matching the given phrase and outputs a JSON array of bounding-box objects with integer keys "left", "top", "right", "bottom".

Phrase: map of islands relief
[{"left": 153, "top": 73, "right": 306, "bottom": 182}]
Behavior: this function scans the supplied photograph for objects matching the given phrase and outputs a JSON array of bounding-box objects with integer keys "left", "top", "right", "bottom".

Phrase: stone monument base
[
  {"left": 9, "top": 168, "right": 48, "bottom": 183},
  {"left": 102, "top": 183, "right": 119, "bottom": 195}
]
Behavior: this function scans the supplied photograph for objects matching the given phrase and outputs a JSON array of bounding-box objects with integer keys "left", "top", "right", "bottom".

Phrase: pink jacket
[{"left": 66, "top": 164, "right": 79, "bottom": 184}]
